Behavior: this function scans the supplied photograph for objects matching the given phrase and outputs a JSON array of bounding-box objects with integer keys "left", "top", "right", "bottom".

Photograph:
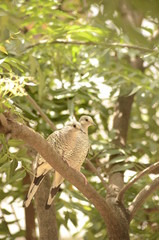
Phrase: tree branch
[
  {"left": 25, "top": 94, "right": 56, "bottom": 131},
  {"left": 85, "top": 158, "right": 107, "bottom": 189},
  {"left": 116, "top": 161, "right": 159, "bottom": 202},
  {"left": 26, "top": 40, "right": 154, "bottom": 53},
  {"left": 0, "top": 113, "right": 109, "bottom": 223},
  {"left": 128, "top": 177, "right": 159, "bottom": 221},
  {"left": 144, "top": 207, "right": 159, "bottom": 213},
  {"left": 118, "top": 161, "right": 159, "bottom": 175}
]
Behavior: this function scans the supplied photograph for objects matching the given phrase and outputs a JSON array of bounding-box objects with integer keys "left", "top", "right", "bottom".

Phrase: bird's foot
[
  {"left": 78, "top": 171, "right": 87, "bottom": 185},
  {"left": 64, "top": 159, "right": 70, "bottom": 167}
]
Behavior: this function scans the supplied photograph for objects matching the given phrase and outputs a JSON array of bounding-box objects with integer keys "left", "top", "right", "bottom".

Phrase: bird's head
[
  {"left": 79, "top": 116, "right": 96, "bottom": 131},
  {"left": 66, "top": 120, "right": 82, "bottom": 132}
]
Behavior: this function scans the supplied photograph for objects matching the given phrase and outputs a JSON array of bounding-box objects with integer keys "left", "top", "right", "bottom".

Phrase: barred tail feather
[
  {"left": 23, "top": 174, "right": 46, "bottom": 208},
  {"left": 23, "top": 158, "right": 52, "bottom": 208},
  {"left": 45, "top": 172, "right": 64, "bottom": 209},
  {"left": 45, "top": 185, "right": 61, "bottom": 209}
]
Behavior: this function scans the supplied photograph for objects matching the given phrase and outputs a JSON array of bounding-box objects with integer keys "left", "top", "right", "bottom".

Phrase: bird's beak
[{"left": 91, "top": 120, "right": 96, "bottom": 126}]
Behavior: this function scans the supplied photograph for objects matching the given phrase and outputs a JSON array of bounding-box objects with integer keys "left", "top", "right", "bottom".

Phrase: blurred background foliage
[{"left": 1, "top": 0, "right": 159, "bottom": 239}]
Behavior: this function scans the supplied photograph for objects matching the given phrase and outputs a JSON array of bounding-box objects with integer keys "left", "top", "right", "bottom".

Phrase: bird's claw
[{"left": 79, "top": 172, "right": 87, "bottom": 185}]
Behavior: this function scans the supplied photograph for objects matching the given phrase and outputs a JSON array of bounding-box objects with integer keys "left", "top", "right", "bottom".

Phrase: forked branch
[
  {"left": 128, "top": 177, "right": 159, "bottom": 221},
  {"left": 116, "top": 161, "right": 159, "bottom": 202}
]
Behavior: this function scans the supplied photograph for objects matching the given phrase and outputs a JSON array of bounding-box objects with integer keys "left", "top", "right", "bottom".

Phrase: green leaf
[
  {"left": 0, "top": 161, "right": 11, "bottom": 172},
  {"left": 109, "top": 155, "right": 127, "bottom": 165},
  {"left": 1, "top": 208, "right": 12, "bottom": 215},
  {"left": 0, "top": 46, "right": 8, "bottom": 54},
  {"left": 9, "top": 159, "right": 18, "bottom": 179},
  {"left": 69, "top": 211, "right": 77, "bottom": 227},
  {"left": 109, "top": 163, "right": 135, "bottom": 173},
  {"left": 0, "top": 154, "right": 8, "bottom": 164},
  {"left": 1, "top": 62, "right": 12, "bottom": 72},
  {"left": 9, "top": 169, "right": 26, "bottom": 182}
]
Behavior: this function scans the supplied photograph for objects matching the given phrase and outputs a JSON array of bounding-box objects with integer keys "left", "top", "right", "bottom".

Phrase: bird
[
  {"left": 46, "top": 115, "right": 95, "bottom": 208},
  {"left": 23, "top": 120, "right": 83, "bottom": 208}
]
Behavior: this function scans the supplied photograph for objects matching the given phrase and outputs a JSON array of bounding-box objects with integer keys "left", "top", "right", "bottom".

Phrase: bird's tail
[
  {"left": 45, "top": 172, "right": 64, "bottom": 209},
  {"left": 23, "top": 161, "right": 52, "bottom": 208},
  {"left": 23, "top": 173, "right": 47, "bottom": 208}
]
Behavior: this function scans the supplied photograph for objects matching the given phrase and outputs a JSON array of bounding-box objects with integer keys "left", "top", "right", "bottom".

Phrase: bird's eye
[
  {"left": 85, "top": 118, "right": 88, "bottom": 122},
  {"left": 73, "top": 124, "right": 76, "bottom": 128}
]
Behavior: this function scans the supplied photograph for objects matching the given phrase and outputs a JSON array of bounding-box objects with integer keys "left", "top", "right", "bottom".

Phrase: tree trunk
[
  {"left": 109, "top": 94, "right": 135, "bottom": 188},
  {"left": 23, "top": 173, "right": 37, "bottom": 240},
  {"left": 106, "top": 198, "right": 130, "bottom": 240},
  {"left": 104, "top": 0, "right": 145, "bottom": 238},
  {"left": 35, "top": 175, "right": 58, "bottom": 240},
  {"left": 105, "top": 95, "right": 134, "bottom": 240}
]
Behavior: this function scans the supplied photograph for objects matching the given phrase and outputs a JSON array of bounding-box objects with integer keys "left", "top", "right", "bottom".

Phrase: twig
[
  {"left": 116, "top": 161, "right": 159, "bottom": 202},
  {"left": 25, "top": 94, "right": 56, "bottom": 131},
  {"left": 144, "top": 207, "right": 159, "bottom": 213},
  {"left": 26, "top": 40, "right": 155, "bottom": 53},
  {"left": 86, "top": 158, "right": 107, "bottom": 190},
  {"left": 128, "top": 177, "right": 159, "bottom": 221}
]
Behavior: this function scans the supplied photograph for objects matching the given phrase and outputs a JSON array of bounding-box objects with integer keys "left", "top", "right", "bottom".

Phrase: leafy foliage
[{"left": 1, "top": 0, "right": 159, "bottom": 239}]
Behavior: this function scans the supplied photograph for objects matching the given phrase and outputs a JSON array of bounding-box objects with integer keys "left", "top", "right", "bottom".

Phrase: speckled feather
[
  {"left": 23, "top": 121, "right": 82, "bottom": 208},
  {"left": 46, "top": 115, "right": 95, "bottom": 208}
]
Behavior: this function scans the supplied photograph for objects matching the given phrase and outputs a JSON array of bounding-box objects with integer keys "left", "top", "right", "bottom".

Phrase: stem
[{"left": 26, "top": 40, "right": 154, "bottom": 53}]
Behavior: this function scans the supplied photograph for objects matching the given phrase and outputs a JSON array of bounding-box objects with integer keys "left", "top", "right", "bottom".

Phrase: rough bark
[
  {"left": 106, "top": 197, "right": 130, "bottom": 240},
  {"left": 109, "top": 94, "right": 135, "bottom": 189},
  {"left": 35, "top": 175, "right": 58, "bottom": 240},
  {"left": 106, "top": 95, "right": 134, "bottom": 240}
]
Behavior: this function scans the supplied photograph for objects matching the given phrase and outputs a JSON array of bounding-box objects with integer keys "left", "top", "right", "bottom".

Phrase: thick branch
[
  {"left": 128, "top": 177, "right": 159, "bottom": 221},
  {"left": 0, "top": 114, "right": 108, "bottom": 223},
  {"left": 117, "top": 161, "right": 159, "bottom": 202}
]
